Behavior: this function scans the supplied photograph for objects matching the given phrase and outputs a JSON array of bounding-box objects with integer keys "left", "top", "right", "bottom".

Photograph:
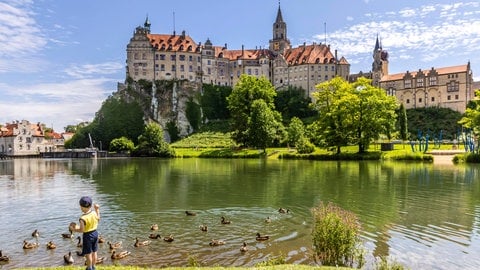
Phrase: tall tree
[
  {"left": 459, "top": 89, "right": 480, "bottom": 135},
  {"left": 246, "top": 99, "right": 279, "bottom": 152},
  {"left": 311, "top": 77, "right": 397, "bottom": 153},
  {"left": 286, "top": 117, "right": 305, "bottom": 147},
  {"left": 398, "top": 103, "right": 408, "bottom": 142},
  {"left": 227, "top": 75, "right": 278, "bottom": 146},
  {"left": 200, "top": 84, "right": 232, "bottom": 120},
  {"left": 274, "top": 86, "right": 317, "bottom": 120}
]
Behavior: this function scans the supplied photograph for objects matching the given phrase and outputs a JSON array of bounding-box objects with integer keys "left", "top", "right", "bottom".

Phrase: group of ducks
[{"left": 1, "top": 208, "right": 291, "bottom": 265}]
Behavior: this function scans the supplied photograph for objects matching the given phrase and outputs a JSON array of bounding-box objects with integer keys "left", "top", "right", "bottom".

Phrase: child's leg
[
  {"left": 85, "top": 253, "right": 93, "bottom": 269},
  {"left": 92, "top": 251, "right": 98, "bottom": 268}
]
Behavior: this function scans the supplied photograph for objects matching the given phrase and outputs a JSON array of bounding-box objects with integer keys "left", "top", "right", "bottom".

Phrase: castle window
[
  {"left": 180, "top": 65, "right": 185, "bottom": 72},
  {"left": 207, "top": 60, "right": 211, "bottom": 65},
  {"left": 404, "top": 79, "right": 412, "bottom": 88},
  {"left": 160, "top": 64, "right": 165, "bottom": 71},
  {"left": 447, "top": 81, "right": 459, "bottom": 92},
  {"left": 187, "top": 46, "right": 192, "bottom": 51},
  {"left": 142, "top": 53, "right": 146, "bottom": 60},
  {"left": 188, "top": 55, "right": 193, "bottom": 61},
  {"left": 325, "top": 75, "right": 328, "bottom": 80},
  {"left": 171, "top": 55, "right": 176, "bottom": 61},
  {"left": 419, "top": 98, "right": 422, "bottom": 103},
  {"left": 247, "top": 69, "right": 251, "bottom": 75},
  {"left": 431, "top": 97, "right": 435, "bottom": 102},
  {"left": 134, "top": 53, "right": 139, "bottom": 60},
  {"left": 455, "top": 94, "right": 459, "bottom": 100},
  {"left": 160, "top": 54, "right": 166, "bottom": 60},
  {"left": 167, "top": 45, "right": 172, "bottom": 50},
  {"left": 447, "top": 95, "right": 451, "bottom": 100},
  {"left": 429, "top": 76, "right": 437, "bottom": 86},
  {"left": 179, "top": 45, "right": 184, "bottom": 51},
  {"left": 171, "top": 65, "right": 176, "bottom": 71},
  {"left": 197, "top": 56, "right": 201, "bottom": 62},
  {"left": 207, "top": 68, "right": 211, "bottom": 75},
  {"left": 255, "top": 69, "right": 259, "bottom": 75},
  {"left": 331, "top": 66, "right": 335, "bottom": 71},
  {"left": 416, "top": 78, "right": 424, "bottom": 87},
  {"left": 325, "top": 66, "right": 328, "bottom": 71},
  {"left": 179, "top": 55, "right": 185, "bottom": 61},
  {"left": 406, "top": 99, "right": 410, "bottom": 104},
  {"left": 189, "top": 65, "right": 193, "bottom": 72}
]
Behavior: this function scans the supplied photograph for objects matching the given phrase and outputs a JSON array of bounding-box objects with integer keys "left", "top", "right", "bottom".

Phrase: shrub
[
  {"left": 296, "top": 137, "right": 315, "bottom": 154},
  {"left": 311, "top": 201, "right": 363, "bottom": 267},
  {"left": 109, "top": 137, "right": 134, "bottom": 153},
  {"left": 374, "top": 256, "right": 407, "bottom": 270}
]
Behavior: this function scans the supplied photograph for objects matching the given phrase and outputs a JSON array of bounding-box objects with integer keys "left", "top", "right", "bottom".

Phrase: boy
[{"left": 70, "top": 196, "right": 100, "bottom": 270}]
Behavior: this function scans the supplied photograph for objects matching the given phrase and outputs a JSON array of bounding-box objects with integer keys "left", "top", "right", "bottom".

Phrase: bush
[
  {"left": 109, "top": 137, "right": 134, "bottom": 153},
  {"left": 374, "top": 256, "right": 407, "bottom": 270},
  {"left": 296, "top": 137, "right": 315, "bottom": 154},
  {"left": 311, "top": 202, "right": 364, "bottom": 267}
]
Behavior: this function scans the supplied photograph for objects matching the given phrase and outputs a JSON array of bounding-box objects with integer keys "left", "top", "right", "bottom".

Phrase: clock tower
[
  {"left": 372, "top": 35, "right": 389, "bottom": 86},
  {"left": 269, "top": 2, "right": 290, "bottom": 54}
]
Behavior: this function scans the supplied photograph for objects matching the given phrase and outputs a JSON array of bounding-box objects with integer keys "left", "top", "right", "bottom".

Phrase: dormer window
[
  {"left": 404, "top": 79, "right": 412, "bottom": 88},
  {"left": 429, "top": 76, "right": 437, "bottom": 86}
]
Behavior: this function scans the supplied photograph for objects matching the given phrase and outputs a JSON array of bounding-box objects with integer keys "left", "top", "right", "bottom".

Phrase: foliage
[
  {"left": 227, "top": 75, "right": 278, "bottom": 146},
  {"left": 200, "top": 84, "right": 232, "bottom": 121},
  {"left": 247, "top": 99, "right": 282, "bottom": 152},
  {"left": 408, "top": 107, "right": 462, "bottom": 140},
  {"left": 171, "top": 132, "right": 237, "bottom": 149},
  {"left": 132, "top": 122, "right": 174, "bottom": 157},
  {"left": 374, "top": 256, "right": 407, "bottom": 270},
  {"left": 287, "top": 117, "right": 306, "bottom": 147},
  {"left": 453, "top": 153, "right": 480, "bottom": 163},
  {"left": 274, "top": 86, "right": 317, "bottom": 120},
  {"left": 311, "top": 77, "right": 397, "bottom": 154},
  {"left": 459, "top": 89, "right": 480, "bottom": 137},
  {"left": 296, "top": 137, "right": 315, "bottom": 154},
  {"left": 198, "top": 120, "right": 230, "bottom": 133},
  {"left": 382, "top": 151, "right": 433, "bottom": 162},
  {"left": 397, "top": 104, "right": 408, "bottom": 142},
  {"left": 66, "top": 95, "right": 145, "bottom": 150},
  {"left": 166, "top": 120, "right": 180, "bottom": 143},
  {"left": 109, "top": 136, "right": 134, "bottom": 153},
  {"left": 255, "top": 254, "right": 287, "bottom": 266},
  {"left": 311, "top": 202, "right": 363, "bottom": 268},
  {"left": 185, "top": 97, "right": 202, "bottom": 132},
  {"left": 280, "top": 151, "right": 382, "bottom": 160}
]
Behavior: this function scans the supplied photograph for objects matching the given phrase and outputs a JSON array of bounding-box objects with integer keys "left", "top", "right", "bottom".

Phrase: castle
[
  {"left": 125, "top": 4, "right": 474, "bottom": 114},
  {"left": 350, "top": 36, "right": 474, "bottom": 113},
  {"left": 125, "top": 4, "right": 350, "bottom": 97}
]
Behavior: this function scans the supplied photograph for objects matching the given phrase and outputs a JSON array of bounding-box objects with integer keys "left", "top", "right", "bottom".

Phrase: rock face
[{"left": 116, "top": 79, "right": 201, "bottom": 141}]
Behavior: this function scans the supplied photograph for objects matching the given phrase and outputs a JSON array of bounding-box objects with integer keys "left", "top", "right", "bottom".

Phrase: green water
[{"left": 0, "top": 158, "right": 479, "bottom": 269}]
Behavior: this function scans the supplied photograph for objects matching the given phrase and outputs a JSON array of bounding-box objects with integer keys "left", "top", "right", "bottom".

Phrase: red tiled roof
[
  {"left": 382, "top": 64, "right": 469, "bottom": 81},
  {"left": 283, "top": 44, "right": 336, "bottom": 65},
  {"left": 147, "top": 33, "right": 199, "bottom": 52}
]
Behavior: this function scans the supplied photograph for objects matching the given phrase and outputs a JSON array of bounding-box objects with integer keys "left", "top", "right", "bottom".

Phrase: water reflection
[{"left": 0, "top": 158, "right": 480, "bottom": 269}]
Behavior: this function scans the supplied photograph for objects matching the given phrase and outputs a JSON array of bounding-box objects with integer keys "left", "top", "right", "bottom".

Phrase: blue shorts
[{"left": 82, "top": 230, "right": 98, "bottom": 255}]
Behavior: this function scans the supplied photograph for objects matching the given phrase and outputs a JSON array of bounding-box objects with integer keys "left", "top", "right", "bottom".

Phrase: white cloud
[
  {"left": 65, "top": 62, "right": 124, "bottom": 79},
  {"left": 346, "top": 16, "right": 354, "bottom": 21},
  {"left": 312, "top": 1, "right": 480, "bottom": 73},
  {"left": 0, "top": 78, "right": 114, "bottom": 131}
]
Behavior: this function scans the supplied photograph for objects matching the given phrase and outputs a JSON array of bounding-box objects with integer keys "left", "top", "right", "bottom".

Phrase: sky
[{"left": 1, "top": 0, "right": 480, "bottom": 132}]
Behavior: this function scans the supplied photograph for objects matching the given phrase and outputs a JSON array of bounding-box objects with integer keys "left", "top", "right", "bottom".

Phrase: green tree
[
  {"left": 133, "top": 122, "right": 174, "bottom": 157},
  {"left": 311, "top": 77, "right": 397, "bottom": 153},
  {"left": 67, "top": 95, "right": 144, "bottom": 150},
  {"left": 459, "top": 89, "right": 480, "bottom": 135},
  {"left": 227, "top": 75, "right": 277, "bottom": 146},
  {"left": 200, "top": 84, "right": 232, "bottom": 120},
  {"left": 398, "top": 103, "right": 408, "bottom": 142},
  {"left": 351, "top": 78, "right": 397, "bottom": 153},
  {"left": 246, "top": 99, "right": 279, "bottom": 152},
  {"left": 185, "top": 97, "right": 201, "bottom": 132},
  {"left": 286, "top": 117, "right": 305, "bottom": 147},
  {"left": 311, "top": 77, "right": 355, "bottom": 154},
  {"left": 109, "top": 136, "right": 135, "bottom": 153},
  {"left": 274, "top": 86, "right": 317, "bottom": 120}
]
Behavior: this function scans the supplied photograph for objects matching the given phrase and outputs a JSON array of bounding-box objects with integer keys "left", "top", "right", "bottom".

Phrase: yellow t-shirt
[{"left": 80, "top": 210, "right": 99, "bottom": 232}]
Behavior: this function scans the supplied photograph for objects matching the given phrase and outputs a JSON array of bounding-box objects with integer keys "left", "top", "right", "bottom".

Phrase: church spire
[
  {"left": 374, "top": 34, "right": 380, "bottom": 52},
  {"left": 275, "top": 1, "right": 284, "bottom": 23}
]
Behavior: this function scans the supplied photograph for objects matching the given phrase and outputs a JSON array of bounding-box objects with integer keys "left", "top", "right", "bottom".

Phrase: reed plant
[{"left": 311, "top": 202, "right": 364, "bottom": 268}]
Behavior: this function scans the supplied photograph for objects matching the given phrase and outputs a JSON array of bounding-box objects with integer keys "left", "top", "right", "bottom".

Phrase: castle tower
[
  {"left": 372, "top": 35, "right": 388, "bottom": 86},
  {"left": 269, "top": 2, "right": 290, "bottom": 54}
]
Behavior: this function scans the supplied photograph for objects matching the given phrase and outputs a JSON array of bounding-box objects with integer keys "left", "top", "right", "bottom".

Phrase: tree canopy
[
  {"left": 133, "top": 122, "right": 174, "bottom": 157},
  {"left": 311, "top": 77, "right": 398, "bottom": 153},
  {"left": 227, "top": 75, "right": 279, "bottom": 146}
]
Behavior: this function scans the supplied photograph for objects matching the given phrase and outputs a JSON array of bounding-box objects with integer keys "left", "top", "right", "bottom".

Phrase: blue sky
[{"left": 1, "top": 0, "right": 479, "bottom": 131}]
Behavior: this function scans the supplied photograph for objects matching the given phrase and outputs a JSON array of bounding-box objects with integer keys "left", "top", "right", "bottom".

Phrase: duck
[
  {"left": 240, "top": 242, "right": 248, "bottom": 252},
  {"left": 61, "top": 230, "right": 74, "bottom": 239},
  {"left": 221, "top": 216, "right": 231, "bottom": 224},
  {"left": 200, "top": 224, "right": 208, "bottom": 232},
  {"left": 149, "top": 233, "right": 161, "bottom": 239},
  {"left": 278, "top": 208, "right": 290, "bottom": 214},
  {"left": 163, "top": 234, "right": 174, "bottom": 242},
  {"left": 76, "top": 236, "right": 83, "bottom": 247},
  {"left": 265, "top": 216, "right": 272, "bottom": 223},
  {"left": 63, "top": 251, "right": 74, "bottom": 264},
  {"left": 209, "top": 239, "right": 226, "bottom": 246},
  {"left": 31, "top": 229, "right": 39, "bottom": 238},
  {"left": 23, "top": 240, "right": 39, "bottom": 249},
  {"left": 46, "top": 241, "right": 57, "bottom": 249},
  {"left": 256, "top": 233, "right": 270, "bottom": 241},
  {"left": 150, "top": 224, "right": 159, "bottom": 231},
  {"left": 111, "top": 250, "right": 131, "bottom": 260},
  {"left": 98, "top": 235, "right": 106, "bottom": 243},
  {"left": 0, "top": 250, "right": 10, "bottom": 262},
  {"left": 107, "top": 240, "right": 122, "bottom": 250},
  {"left": 185, "top": 210, "right": 197, "bottom": 216},
  {"left": 134, "top": 237, "right": 151, "bottom": 247}
]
